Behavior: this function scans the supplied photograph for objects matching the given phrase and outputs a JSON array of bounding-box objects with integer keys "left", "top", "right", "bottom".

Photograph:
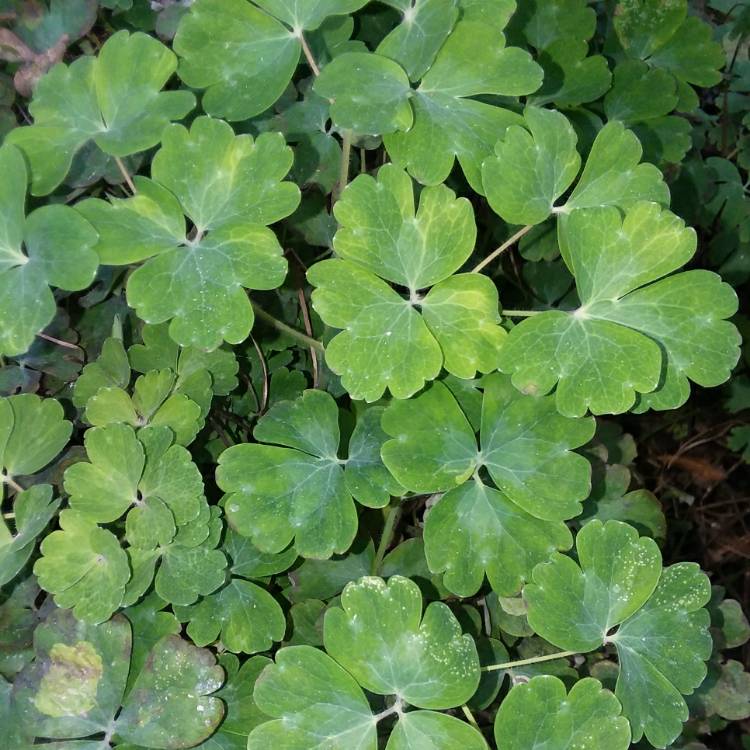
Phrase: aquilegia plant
[{"left": 0, "top": 1, "right": 749, "bottom": 749}]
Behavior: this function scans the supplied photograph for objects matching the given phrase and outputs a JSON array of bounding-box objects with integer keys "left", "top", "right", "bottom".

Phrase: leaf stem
[
  {"left": 114, "top": 156, "right": 137, "bottom": 195},
  {"left": 372, "top": 501, "right": 402, "bottom": 575},
  {"left": 481, "top": 650, "right": 577, "bottom": 672},
  {"left": 460, "top": 704, "right": 480, "bottom": 731},
  {"left": 336, "top": 129, "right": 353, "bottom": 201},
  {"left": 1, "top": 474, "right": 24, "bottom": 493},
  {"left": 471, "top": 224, "right": 533, "bottom": 274},
  {"left": 502, "top": 309, "right": 543, "bottom": 318},
  {"left": 250, "top": 300, "right": 325, "bottom": 352},
  {"left": 299, "top": 32, "right": 320, "bottom": 76}
]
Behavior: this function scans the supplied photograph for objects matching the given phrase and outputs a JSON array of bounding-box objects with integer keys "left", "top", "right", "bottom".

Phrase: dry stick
[
  {"left": 249, "top": 334, "right": 270, "bottom": 415},
  {"left": 37, "top": 332, "right": 80, "bottom": 350},
  {"left": 471, "top": 224, "right": 533, "bottom": 274},
  {"left": 250, "top": 300, "right": 325, "bottom": 352},
  {"left": 481, "top": 650, "right": 577, "bottom": 672},
  {"left": 297, "top": 288, "right": 320, "bottom": 388},
  {"left": 114, "top": 156, "right": 137, "bottom": 195},
  {"left": 299, "top": 32, "right": 320, "bottom": 76}
]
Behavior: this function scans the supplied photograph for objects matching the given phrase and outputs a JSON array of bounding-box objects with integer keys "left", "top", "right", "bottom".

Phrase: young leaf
[
  {"left": 6, "top": 31, "right": 195, "bottom": 195},
  {"left": 78, "top": 116, "right": 300, "bottom": 350},
  {"left": 497, "top": 203, "right": 740, "bottom": 415},
  {"left": 218, "top": 390, "right": 396, "bottom": 559},
  {"left": 494, "top": 675, "right": 631, "bottom": 749},
  {"left": 524, "top": 519, "right": 713, "bottom": 747},
  {"left": 308, "top": 165, "right": 506, "bottom": 400},
  {"left": 0, "top": 144, "right": 98, "bottom": 356},
  {"left": 34, "top": 510, "right": 131, "bottom": 623},
  {"left": 324, "top": 575, "right": 480, "bottom": 708},
  {"left": 387, "top": 711, "right": 487, "bottom": 750},
  {"left": 381, "top": 376, "right": 595, "bottom": 521}
]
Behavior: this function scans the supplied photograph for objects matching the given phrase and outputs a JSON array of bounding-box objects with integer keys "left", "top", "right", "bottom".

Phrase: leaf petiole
[
  {"left": 298, "top": 31, "right": 320, "bottom": 76},
  {"left": 502, "top": 309, "right": 543, "bottom": 318},
  {"left": 250, "top": 300, "right": 325, "bottom": 352},
  {"left": 471, "top": 224, "right": 532, "bottom": 273},
  {"left": 336, "top": 129, "right": 353, "bottom": 201},
  {"left": 372, "top": 501, "right": 402, "bottom": 575},
  {"left": 481, "top": 650, "right": 577, "bottom": 672},
  {"left": 1, "top": 474, "right": 24, "bottom": 493}
]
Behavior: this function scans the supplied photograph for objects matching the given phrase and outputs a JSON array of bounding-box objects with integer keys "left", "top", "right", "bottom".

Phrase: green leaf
[
  {"left": 494, "top": 675, "right": 631, "bottom": 749},
  {"left": 604, "top": 61, "right": 679, "bottom": 124},
  {"left": 179, "top": 579, "right": 286, "bottom": 654},
  {"left": 324, "top": 575, "right": 480, "bottom": 708},
  {"left": 34, "top": 510, "right": 131, "bottom": 623},
  {"left": 64, "top": 423, "right": 144, "bottom": 524},
  {"left": 386, "top": 710, "right": 487, "bottom": 750},
  {"left": 0, "top": 394, "right": 71, "bottom": 480},
  {"left": 483, "top": 116, "right": 668, "bottom": 228},
  {"left": 218, "top": 390, "right": 395, "bottom": 558},
  {"left": 376, "top": 0, "right": 459, "bottom": 81},
  {"left": 6, "top": 31, "right": 194, "bottom": 195},
  {"left": 696, "top": 660, "right": 750, "bottom": 721},
  {"left": 497, "top": 203, "right": 740, "bottom": 415},
  {"left": 482, "top": 107, "right": 581, "bottom": 226},
  {"left": 613, "top": 0, "right": 687, "bottom": 58},
  {"left": 177, "top": 0, "right": 352, "bottom": 121},
  {"left": 309, "top": 166, "right": 506, "bottom": 400},
  {"left": 0, "top": 144, "right": 98, "bottom": 356},
  {"left": 424, "top": 479, "right": 572, "bottom": 598},
  {"left": 0, "top": 485, "right": 59, "bottom": 585},
  {"left": 15, "top": 608, "right": 225, "bottom": 748},
  {"left": 73, "top": 338, "right": 131, "bottom": 408},
  {"left": 314, "top": 52, "right": 413, "bottom": 135},
  {"left": 524, "top": 519, "right": 713, "bottom": 747},
  {"left": 253, "top": 0, "right": 370, "bottom": 30},
  {"left": 79, "top": 116, "right": 299, "bottom": 350},
  {"left": 249, "top": 645, "right": 376, "bottom": 749},
  {"left": 381, "top": 377, "right": 595, "bottom": 521}
]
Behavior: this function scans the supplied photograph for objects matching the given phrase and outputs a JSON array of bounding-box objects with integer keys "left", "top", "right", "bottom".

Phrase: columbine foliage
[{"left": 0, "top": 1, "right": 747, "bottom": 750}]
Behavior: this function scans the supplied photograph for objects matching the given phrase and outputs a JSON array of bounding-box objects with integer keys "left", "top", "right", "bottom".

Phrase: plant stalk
[
  {"left": 372, "top": 502, "right": 402, "bottom": 575},
  {"left": 250, "top": 301, "right": 325, "bottom": 352},
  {"left": 336, "top": 129, "right": 353, "bottom": 201},
  {"left": 299, "top": 32, "right": 320, "bottom": 76},
  {"left": 502, "top": 309, "right": 544, "bottom": 318},
  {"left": 471, "top": 224, "right": 533, "bottom": 274},
  {"left": 114, "top": 156, "right": 137, "bottom": 194},
  {"left": 481, "top": 650, "right": 577, "bottom": 672}
]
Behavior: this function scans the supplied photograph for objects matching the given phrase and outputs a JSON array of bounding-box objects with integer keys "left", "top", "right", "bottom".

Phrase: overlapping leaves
[
  {"left": 248, "top": 576, "right": 484, "bottom": 749},
  {"left": 0, "top": 144, "right": 98, "bottom": 356},
  {"left": 524, "top": 519, "right": 713, "bottom": 747},
  {"left": 315, "top": 13, "right": 542, "bottom": 191},
  {"left": 218, "top": 389, "right": 401, "bottom": 558},
  {"left": 309, "top": 165, "right": 506, "bottom": 400},
  {"left": 78, "top": 116, "right": 300, "bottom": 350},
  {"left": 6, "top": 30, "right": 195, "bottom": 195}
]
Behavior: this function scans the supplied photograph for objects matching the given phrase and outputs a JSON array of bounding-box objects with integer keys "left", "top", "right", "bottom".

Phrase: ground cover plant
[{"left": 1, "top": 0, "right": 750, "bottom": 748}]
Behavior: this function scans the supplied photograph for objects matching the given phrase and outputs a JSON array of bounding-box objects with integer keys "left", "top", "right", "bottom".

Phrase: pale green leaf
[{"left": 324, "top": 575, "right": 480, "bottom": 708}]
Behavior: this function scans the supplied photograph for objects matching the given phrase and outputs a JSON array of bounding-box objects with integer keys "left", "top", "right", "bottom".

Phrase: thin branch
[
  {"left": 335, "top": 129, "right": 353, "bottom": 201},
  {"left": 297, "top": 288, "right": 320, "bottom": 388},
  {"left": 372, "top": 502, "right": 402, "bottom": 575},
  {"left": 481, "top": 650, "right": 577, "bottom": 672},
  {"left": 471, "top": 224, "right": 533, "bottom": 274},
  {"left": 37, "top": 332, "right": 81, "bottom": 350},
  {"left": 502, "top": 309, "right": 544, "bottom": 318},
  {"left": 114, "top": 156, "right": 137, "bottom": 195},
  {"left": 299, "top": 32, "right": 320, "bottom": 76},
  {"left": 250, "top": 300, "right": 325, "bottom": 352}
]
